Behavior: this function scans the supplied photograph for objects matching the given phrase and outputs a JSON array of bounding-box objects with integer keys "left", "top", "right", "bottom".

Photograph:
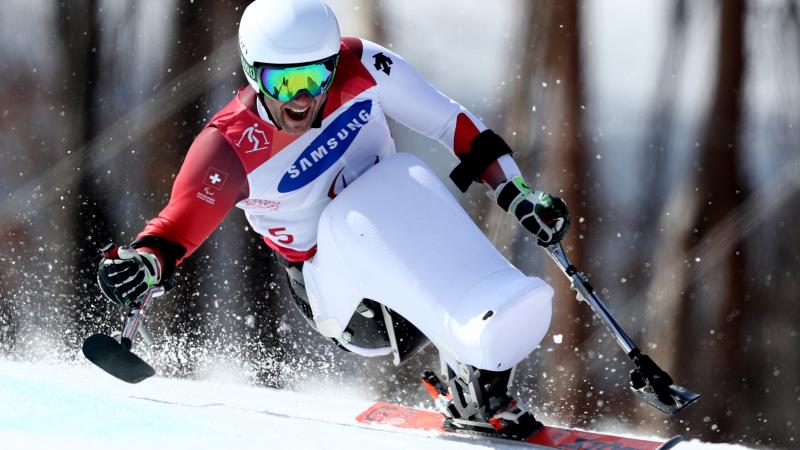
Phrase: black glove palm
[{"left": 97, "top": 246, "right": 161, "bottom": 307}]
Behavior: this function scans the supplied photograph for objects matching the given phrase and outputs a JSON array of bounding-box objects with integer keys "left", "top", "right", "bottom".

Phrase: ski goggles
[{"left": 257, "top": 55, "right": 338, "bottom": 102}]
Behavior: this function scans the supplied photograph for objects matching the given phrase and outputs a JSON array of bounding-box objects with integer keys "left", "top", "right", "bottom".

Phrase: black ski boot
[{"left": 422, "top": 364, "right": 543, "bottom": 440}]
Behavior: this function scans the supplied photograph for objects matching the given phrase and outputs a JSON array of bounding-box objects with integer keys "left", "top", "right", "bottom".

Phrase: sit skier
[{"left": 97, "top": 0, "right": 569, "bottom": 439}]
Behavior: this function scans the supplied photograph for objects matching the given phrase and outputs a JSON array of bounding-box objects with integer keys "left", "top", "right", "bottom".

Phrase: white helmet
[{"left": 239, "top": 0, "right": 341, "bottom": 92}]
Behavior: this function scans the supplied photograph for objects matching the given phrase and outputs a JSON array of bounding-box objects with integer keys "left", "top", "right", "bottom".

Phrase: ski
[{"left": 356, "top": 402, "right": 682, "bottom": 450}]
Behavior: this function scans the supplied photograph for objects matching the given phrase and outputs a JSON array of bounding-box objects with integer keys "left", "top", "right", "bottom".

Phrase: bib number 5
[{"left": 268, "top": 227, "right": 294, "bottom": 244}]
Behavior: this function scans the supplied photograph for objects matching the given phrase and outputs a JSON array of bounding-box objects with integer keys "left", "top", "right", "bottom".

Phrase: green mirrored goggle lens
[{"left": 259, "top": 63, "right": 334, "bottom": 102}]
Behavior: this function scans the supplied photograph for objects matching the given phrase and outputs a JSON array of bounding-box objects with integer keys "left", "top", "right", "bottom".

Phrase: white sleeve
[
  {"left": 356, "top": 39, "right": 487, "bottom": 156},
  {"left": 496, "top": 154, "right": 522, "bottom": 179}
]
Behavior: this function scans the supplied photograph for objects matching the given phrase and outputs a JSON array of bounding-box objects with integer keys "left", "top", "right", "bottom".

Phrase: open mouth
[{"left": 284, "top": 105, "right": 310, "bottom": 122}]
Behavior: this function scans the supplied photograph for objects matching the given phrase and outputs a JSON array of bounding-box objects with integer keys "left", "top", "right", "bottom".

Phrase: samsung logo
[{"left": 278, "top": 100, "right": 372, "bottom": 193}]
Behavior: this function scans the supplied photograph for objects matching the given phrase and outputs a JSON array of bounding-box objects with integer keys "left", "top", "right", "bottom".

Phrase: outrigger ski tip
[
  {"left": 83, "top": 272, "right": 164, "bottom": 384},
  {"left": 632, "top": 381, "right": 701, "bottom": 416},
  {"left": 628, "top": 350, "right": 701, "bottom": 414},
  {"left": 82, "top": 333, "right": 155, "bottom": 384}
]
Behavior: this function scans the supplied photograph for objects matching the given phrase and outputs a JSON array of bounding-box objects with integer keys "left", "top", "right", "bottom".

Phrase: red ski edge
[{"left": 356, "top": 402, "right": 681, "bottom": 450}]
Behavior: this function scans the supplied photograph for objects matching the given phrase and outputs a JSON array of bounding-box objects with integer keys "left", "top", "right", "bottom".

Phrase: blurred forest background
[{"left": 1, "top": 0, "right": 798, "bottom": 448}]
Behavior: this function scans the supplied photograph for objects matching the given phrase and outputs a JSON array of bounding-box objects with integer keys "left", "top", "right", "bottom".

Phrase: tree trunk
[
  {"left": 478, "top": 0, "right": 593, "bottom": 427},
  {"left": 483, "top": 0, "right": 594, "bottom": 427},
  {"left": 53, "top": 0, "right": 118, "bottom": 349},
  {"left": 644, "top": 0, "right": 747, "bottom": 439},
  {"left": 624, "top": 0, "right": 689, "bottom": 305},
  {"left": 475, "top": 2, "right": 543, "bottom": 253},
  {"left": 63, "top": 0, "right": 122, "bottom": 347},
  {"left": 682, "top": 0, "right": 747, "bottom": 440},
  {"left": 540, "top": 0, "right": 596, "bottom": 427}
]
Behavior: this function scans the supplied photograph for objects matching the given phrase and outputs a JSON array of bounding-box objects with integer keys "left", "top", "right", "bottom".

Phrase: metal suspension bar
[
  {"left": 120, "top": 285, "right": 165, "bottom": 346},
  {"left": 544, "top": 243, "right": 637, "bottom": 355}
]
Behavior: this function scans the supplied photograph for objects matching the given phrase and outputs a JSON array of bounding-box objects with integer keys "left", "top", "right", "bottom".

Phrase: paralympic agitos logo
[{"left": 277, "top": 100, "right": 372, "bottom": 193}]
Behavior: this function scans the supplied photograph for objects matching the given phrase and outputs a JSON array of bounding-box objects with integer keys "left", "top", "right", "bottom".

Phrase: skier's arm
[
  {"left": 354, "top": 39, "right": 492, "bottom": 184},
  {"left": 462, "top": 150, "right": 570, "bottom": 247},
  {"left": 135, "top": 127, "right": 249, "bottom": 273},
  {"left": 97, "top": 127, "right": 248, "bottom": 305},
  {"left": 466, "top": 132, "right": 570, "bottom": 246},
  {"left": 355, "top": 38, "right": 569, "bottom": 245},
  {"left": 351, "top": 39, "right": 519, "bottom": 189}
]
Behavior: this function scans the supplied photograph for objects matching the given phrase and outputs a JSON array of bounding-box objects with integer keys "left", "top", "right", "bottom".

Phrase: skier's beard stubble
[{"left": 263, "top": 91, "right": 328, "bottom": 135}]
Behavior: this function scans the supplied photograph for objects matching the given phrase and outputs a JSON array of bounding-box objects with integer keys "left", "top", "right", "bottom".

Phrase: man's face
[{"left": 263, "top": 91, "right": 328, "bottom": 135}]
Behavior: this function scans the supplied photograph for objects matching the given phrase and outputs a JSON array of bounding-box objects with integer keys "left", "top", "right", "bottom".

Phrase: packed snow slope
[{"left": 0, "top": 359, "right": 748, "bottom": 450}]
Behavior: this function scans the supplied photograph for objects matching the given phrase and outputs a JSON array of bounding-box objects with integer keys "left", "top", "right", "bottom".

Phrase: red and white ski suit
[{"left": 136, "top": 38, "right": 502, "bottom": 267}]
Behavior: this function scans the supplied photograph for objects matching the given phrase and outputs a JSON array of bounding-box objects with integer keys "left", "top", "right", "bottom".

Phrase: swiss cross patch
[{"left": 204, "top": 167, "right": 228, "bottom": 190}]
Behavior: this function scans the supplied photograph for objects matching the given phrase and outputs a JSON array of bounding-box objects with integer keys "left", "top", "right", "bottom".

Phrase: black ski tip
[
  {"left": 82, "top": 334, "right": 155, "bottom": 384},
  {"left": 658, "top": 435, "right": 684, "bottom": 450}
]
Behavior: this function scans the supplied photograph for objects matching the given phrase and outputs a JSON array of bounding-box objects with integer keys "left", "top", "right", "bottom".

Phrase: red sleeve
[{"left": 137, "top": 127, "right": 248, "bottom": 266}]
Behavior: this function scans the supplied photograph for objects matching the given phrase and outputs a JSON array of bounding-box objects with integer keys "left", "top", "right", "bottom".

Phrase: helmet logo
[{"left": 240, "top": 54, "right": 258, "bottom": 82}]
